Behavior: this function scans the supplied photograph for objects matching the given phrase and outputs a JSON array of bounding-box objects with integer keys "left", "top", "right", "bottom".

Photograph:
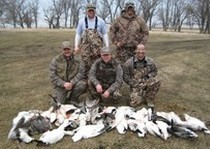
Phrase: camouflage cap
[
  {"left": 86, "top": 3, "right": 96, "bottom": 11},
  {"left": 125, "top": 2, "right": 135, "bottom": 9},
  {"left": 61, "top": 41, "right": 72, "bottom": 50},
  {"left": 100, "top": 46, "right": 112, "bottom": 54}
]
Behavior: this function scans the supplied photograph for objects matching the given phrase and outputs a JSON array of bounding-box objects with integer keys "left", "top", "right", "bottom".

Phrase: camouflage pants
[
  {"left": 115, "top": 46, "right": 135, "bottom": 64},
  {"left": 81, "top": 44, "right": 101, "bottom": 78},
  {"left": 52, "top": 80, "right": 87, "bottom": 105},
  {"left": 129, "top": 78, "right": 161, "bottom": 107},
  {"left": 88, "top": 82, "right": 119, "bottom": 105}
]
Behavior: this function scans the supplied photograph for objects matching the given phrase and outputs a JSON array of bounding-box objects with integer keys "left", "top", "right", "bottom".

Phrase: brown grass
[{"left": 1, "top": 29, "right": 210, "bottom": 149}]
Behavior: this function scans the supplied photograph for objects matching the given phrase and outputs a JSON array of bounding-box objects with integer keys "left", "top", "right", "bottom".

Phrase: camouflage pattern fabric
[
  {"left": 81, "top": 29, "right": 103, "bottom": 77},
  {"left": 88, "top": 58, "right": 123, "bottom": 104},
  {"left": 115, "top": 47, "right": 135, "bottom": 64},
  {"left": 52, "top": 80, "right": 87, "bottom": 104},
  {"left": 110, "top": 13, "right": 149, "bottom": 64},
  {"left": 49, "top": 54, "right": 87, "bottom": 104},
  {"left": 129, "top": 78, "right": 160, "bottom": 107},
  {"left": 123, "top": 56, "right": 160, "bottom": 107}
]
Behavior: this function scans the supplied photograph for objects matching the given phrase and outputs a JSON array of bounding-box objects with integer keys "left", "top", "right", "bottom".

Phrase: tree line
[{"left": 0, "top": 0, "right": 209, "bottom": 34}]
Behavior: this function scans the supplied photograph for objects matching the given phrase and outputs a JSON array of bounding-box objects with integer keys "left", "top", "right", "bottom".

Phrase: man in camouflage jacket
[
  {"left": 49, "top": 41, "right": 87, "bottom": 105},
  {"left": 89, "top": 47, "right": 123, "bottom": 105},
  {"left": 123, "top": 44, "right": 160, "bottom": 107},
  {"left": 110, "top": 2, "right": 149, "bottom": 64}
]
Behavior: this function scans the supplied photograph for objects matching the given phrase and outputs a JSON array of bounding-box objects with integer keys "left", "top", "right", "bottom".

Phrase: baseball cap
[
  {"left": 61, "top": 41, "right": 72, "bottom": 50},
  {"left": 125, "top": 2, "right": 135, "bottom": 9},
  {"left": 86, "top": 3, "right": 96, "bottom": 11},
  {"left": 100, "top": 46, "right": 112, "bottom": 54}
]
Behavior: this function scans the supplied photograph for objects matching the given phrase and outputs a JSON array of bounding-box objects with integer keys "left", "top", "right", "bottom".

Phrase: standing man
[
  {"left": 49, "top": 41, "right": 87, "bottom": 105},
  {"left": 89, "top": 47, "right": 123, "bottom": 105},
  {"left": 123, "top": 44, "right": 160, "bottom": 107},
  {"left": 75, "top": 3, "right": 109, "bottom": 78},
  {"left": 110, "top": 2, "right": 149, "bottom": 64}
]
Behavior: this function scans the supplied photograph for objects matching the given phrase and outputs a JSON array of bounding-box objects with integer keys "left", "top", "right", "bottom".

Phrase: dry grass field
[{"left": 1, "top": 29, "right": 210, "bottom": 149}]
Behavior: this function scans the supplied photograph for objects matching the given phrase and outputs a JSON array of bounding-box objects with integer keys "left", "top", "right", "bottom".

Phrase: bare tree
[
  {"left": 44, "top": 7, "right": 56, "bottom": 29},
  {"left": 24, "top": 9, "right": 33, "bottom": 28},
  {"left": 4, "top": 0, "right": 19, "bottom": 28},
  {"left": 138, "top": 0, "right": 160, "bottom": 30},
  {"left": 0, "top": 0, "right": 6, "bottom": 17},
  {"left": 190, "top": 0, "right": 210, "bottom": 33},
  {"left": 15, "top": 0, "right": 28, "bottom": 28},
  {"left": 62, "top": 0, "right": 71, "bottom": 28},
  {"left": 158, "top": 0, "right": 173, "bottom": 31},
  {"left": 69, "top": 0, "right": 84, "bottom": 28},
  {"left": 97, "top": 0, "right": 126, "bottom": 24},
  {"left": 52, "top": 0, "right": 64, "bottom": 28},
  {"left": 0, "top": 0, "right": 6, "bottom": 27},
  {"left": 97, "top": 0, "right": 110, "bottom": 22},
  {"left": 81, "top": 0, "right": 125, "bottom": 24},
  {"left": 29, "top": 0, "right": 39, "bottom": 28},
  {"left": 205, "top": 0, "right": 210, "bottom": 33},
  {"left": 170, "top": 0, "right": 190, "bottom": 32}
]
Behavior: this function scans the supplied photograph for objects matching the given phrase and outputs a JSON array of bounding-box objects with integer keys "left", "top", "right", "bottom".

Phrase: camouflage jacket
[
  {"left": 123, "top": 56, "right": 157, "bottom": 87},
  {"left": 89, "top": 58, "right": 123, "bottom": 94},
  {"left": 49, "top": 54, "right": 85, "bottom": 87},
  {"left": 110, "top": 13, "right": 149, "bottom": 47}
]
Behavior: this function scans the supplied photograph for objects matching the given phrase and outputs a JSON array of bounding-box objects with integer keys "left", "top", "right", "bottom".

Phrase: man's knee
[{"left": 129, "top": 88, "right": 146, "bottom": 107}]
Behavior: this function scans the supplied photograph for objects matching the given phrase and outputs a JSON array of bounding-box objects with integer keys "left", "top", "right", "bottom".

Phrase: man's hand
[
  {"left": 64, "top": 82, "right": 73, "bottom": 90},
  {"left": 96, "top": 84, "right": 103, "bottom": 93},
  {"left": 116, "top": 42, "right": 124, "bottom": 48},
  {"left": 74, "top": 47, "right": 80, "bottom": 54},
  {"left": 102, "top": 90, "right": 110, "bottom": 98}
]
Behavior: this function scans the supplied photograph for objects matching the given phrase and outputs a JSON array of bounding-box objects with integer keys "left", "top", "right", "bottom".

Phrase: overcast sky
[{"left": 38, "top": 0, "right": 52, "bottom": 27}]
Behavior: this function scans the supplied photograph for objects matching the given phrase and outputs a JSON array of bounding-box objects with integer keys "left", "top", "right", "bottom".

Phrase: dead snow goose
[
  {"left": 155, "top": 120, "right": 171, "bottom": 140},
  {"left": 127, "top": 119, "right": 147, "bottom": 137},
  {"left": 101, "top": 106, "right": 127, "bottom": 133},
  {"left": 167, "top": 120, "right": 198, "bottom": 139},
  {"left": 17, "top": 128, "right": 35, "bottom": 143},
  {"left": 8, "top": 110, "right": 50, "bottom": 142},
  {"left": 71, "top": 124, "right": 106, "bottom": 142},
  {"left": 156, "top": 111, "right": 183, "bottom": 125},
  {"left": 37, "top": 119, "right": 77, "bottom": 145},
  {"left": 145, "top": 120, "right": 163, "bottom": 139},
  {"left": 183, "top": 114, "right": 210, "bottom": 134}
]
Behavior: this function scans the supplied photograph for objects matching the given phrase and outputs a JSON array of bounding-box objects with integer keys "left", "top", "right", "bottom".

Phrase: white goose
[
  {"left": 41, "top": 106, "right": 57, "bottom": 123},
  {"left": 129, "top": 107, "right": 148, "bottom": 121},
  {"left": 155, "top": 120, "right": 171, "bottom": 140},
  {"left": 38, "top": 119, "right": 77, "bottom": 145},
  {"left": 156, "top": 111, "right": 183, "bottom": 125},
  {"left": 101, "top": 106, "right": 127, "bottom": 134},
  {"left": 8, "top": 110, "right": 41, "bottom": 142},
  {"left": 127, "top": 119, "right": 147, "bottom": 137},
  {"left": 18, "top": 128, "right": 35, "bottom": 143},
  {"left": 183, "top": 114, "right": 210, "bottom": 134},
  {"left": 145, "top": 120, "right": 163, "bottom": 139},
  {"left": 115, "top": 108, "right": 128, "bottom": 134},
  {"left": 71, "top": 124, "right": 106, "bottom": 142}
]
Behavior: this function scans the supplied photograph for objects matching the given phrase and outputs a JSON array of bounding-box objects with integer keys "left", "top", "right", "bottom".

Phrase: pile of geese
[{"left": 8, "top": 97, "right": 210, "bottom": 146}]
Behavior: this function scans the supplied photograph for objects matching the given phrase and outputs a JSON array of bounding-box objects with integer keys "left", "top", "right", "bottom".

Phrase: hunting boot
[
  {"left": 112, "top": 89, "right": 122, "bottom": 104},
  {"left": 146, "top": 98, "right": 154, "bottom": 108},
  {"left": 145, "top": 90, "right": 155, "bottom": 108},
  {"left": 144, "top": 78, "right": 160, "bottom": 108}
]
